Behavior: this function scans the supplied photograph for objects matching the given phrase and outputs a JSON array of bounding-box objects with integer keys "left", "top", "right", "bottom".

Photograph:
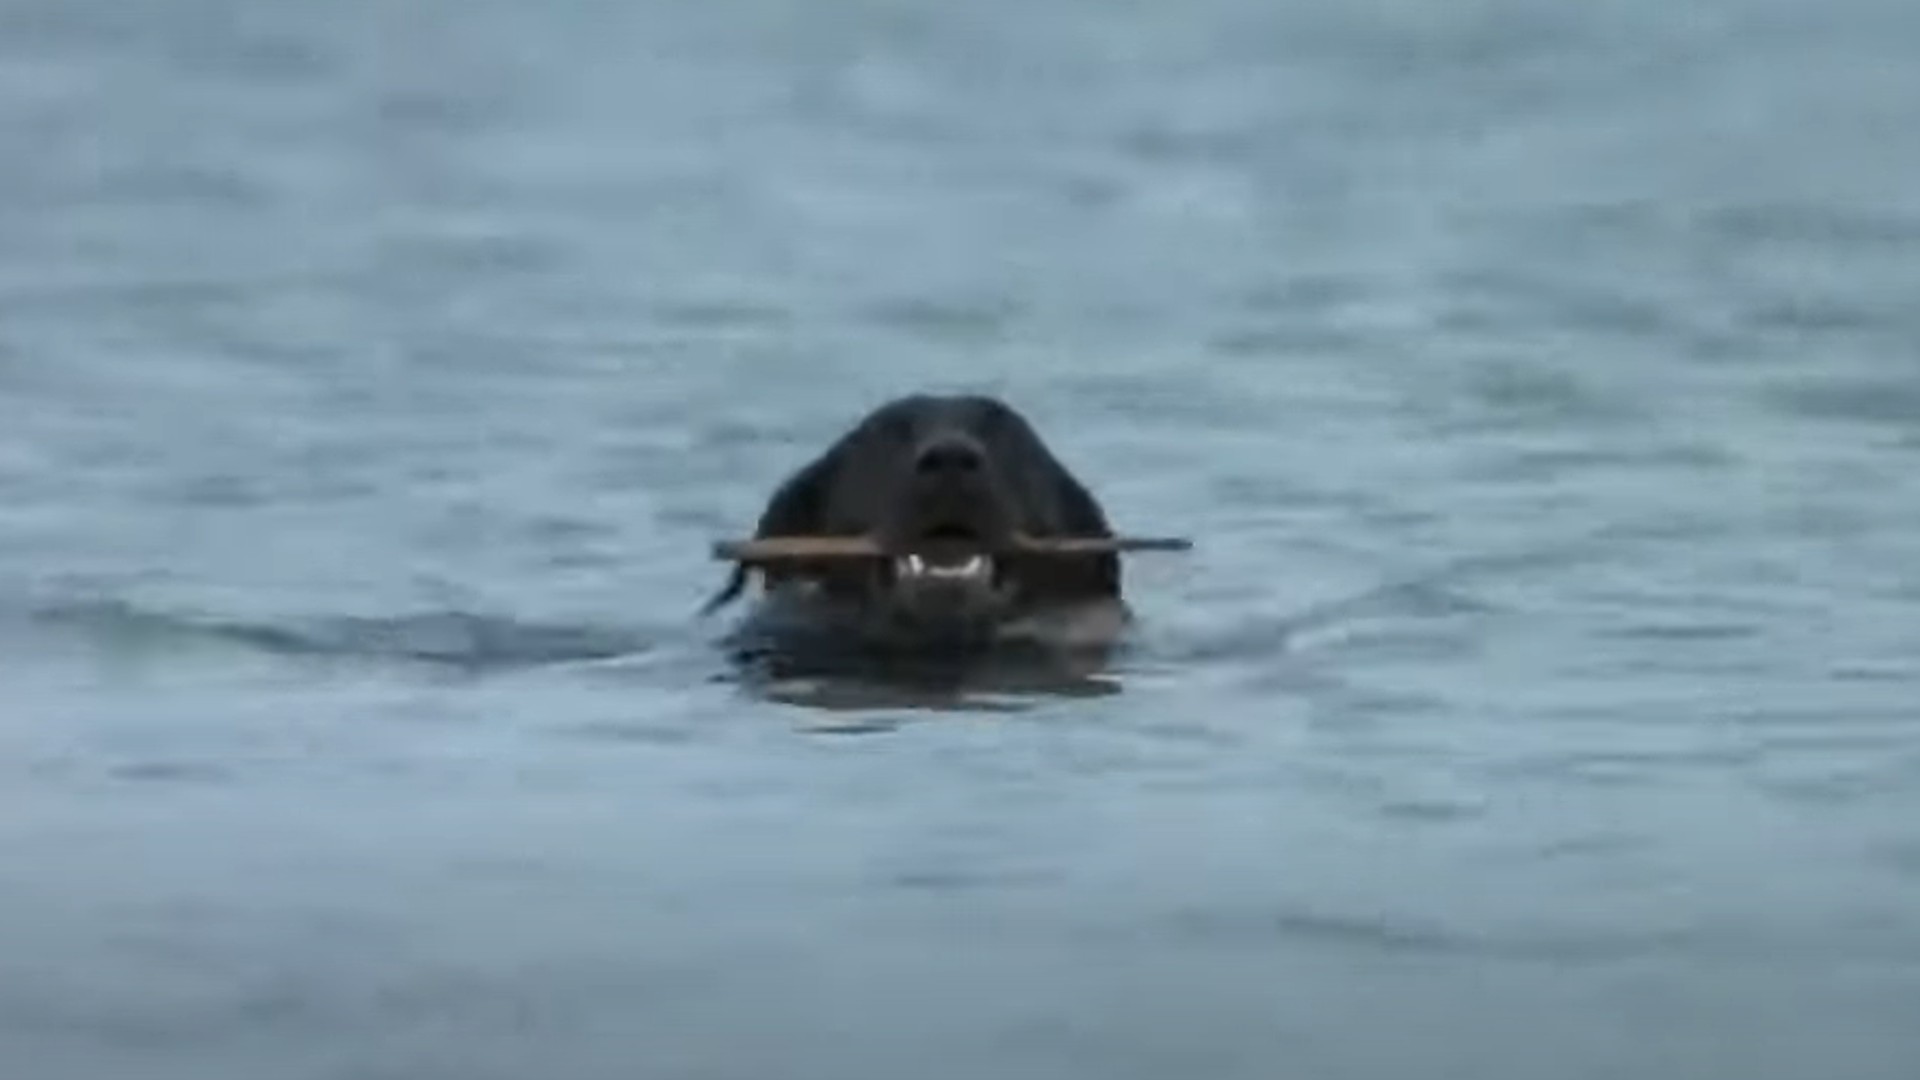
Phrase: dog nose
[{"left": 913, "top": 435, "right": 984, "bottom": 476}]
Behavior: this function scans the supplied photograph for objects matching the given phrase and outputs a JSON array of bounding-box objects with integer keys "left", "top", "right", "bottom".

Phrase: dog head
[{"left": 707, "top": 394, "right": 1119, "bottom": 631}]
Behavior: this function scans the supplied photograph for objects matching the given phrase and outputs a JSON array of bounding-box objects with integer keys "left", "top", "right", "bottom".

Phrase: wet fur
[{"left": 705, "top": 395, "right": 1127, "bottom": 657}]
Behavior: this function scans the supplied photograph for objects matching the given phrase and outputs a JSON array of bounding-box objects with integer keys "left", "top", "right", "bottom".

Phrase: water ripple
[{"left": 24, "top": 598, "right": 660, "bottom": 672}]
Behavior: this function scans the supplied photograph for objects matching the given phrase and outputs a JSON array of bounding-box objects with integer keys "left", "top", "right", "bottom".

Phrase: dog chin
[{"left": 879, "top": 559, "right": 1013, "bottom": 630}]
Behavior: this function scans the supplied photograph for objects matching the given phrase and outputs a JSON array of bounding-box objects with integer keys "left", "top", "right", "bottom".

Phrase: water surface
[{"left": 4, "top": 1, "right": 1920, "bottom": 1077}]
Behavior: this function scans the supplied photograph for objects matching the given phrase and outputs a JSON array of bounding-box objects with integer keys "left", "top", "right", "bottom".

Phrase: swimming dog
[{"left": 705, "top": 394, "right": 1129, "bottom": 659}]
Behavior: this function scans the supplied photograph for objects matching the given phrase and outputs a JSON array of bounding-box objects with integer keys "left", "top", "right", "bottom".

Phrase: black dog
[{"left": 705, "top": 394, "right": 1129, "bottom": 659}]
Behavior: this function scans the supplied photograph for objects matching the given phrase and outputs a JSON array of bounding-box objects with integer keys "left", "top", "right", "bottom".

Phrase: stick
[{"left": 711, "top": 534, "right": 1192, "bottom": 564}]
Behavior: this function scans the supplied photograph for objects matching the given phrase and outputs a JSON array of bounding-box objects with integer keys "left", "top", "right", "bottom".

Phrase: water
[{"left": 3, "top": 0, "right": 1919, "bottom": 1076}]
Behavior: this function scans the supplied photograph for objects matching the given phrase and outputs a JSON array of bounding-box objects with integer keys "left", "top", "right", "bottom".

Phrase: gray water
[{"left": 4, "top": 0, "right": 1920, "bottom": 1077}]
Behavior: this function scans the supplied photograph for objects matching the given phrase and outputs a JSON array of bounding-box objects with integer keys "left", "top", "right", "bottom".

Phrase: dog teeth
[
  {"left": 895, "top": 554, "right": 991, "bottom": 580},
  {"left": 939, "top": 555, "right": 989, "bottom": 579}
]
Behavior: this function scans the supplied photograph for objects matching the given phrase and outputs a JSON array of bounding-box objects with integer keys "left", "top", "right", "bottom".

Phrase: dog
[{"left": 704, "top": 394, "right": 1131, "bottom": 665}]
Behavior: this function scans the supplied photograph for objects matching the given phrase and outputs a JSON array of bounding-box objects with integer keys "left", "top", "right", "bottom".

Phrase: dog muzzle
[{"left": 886, "top": 551, "right": 1008, "bottom": 623}]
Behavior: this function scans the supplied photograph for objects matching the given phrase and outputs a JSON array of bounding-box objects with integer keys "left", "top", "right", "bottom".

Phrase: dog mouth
[{"left": 889, "top": 523, "right": 1000, "bottom": 589}]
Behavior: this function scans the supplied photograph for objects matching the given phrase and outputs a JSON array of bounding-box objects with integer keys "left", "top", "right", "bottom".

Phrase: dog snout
[{"left": 912, "top": 435, "right": 985, "bottom": 478}]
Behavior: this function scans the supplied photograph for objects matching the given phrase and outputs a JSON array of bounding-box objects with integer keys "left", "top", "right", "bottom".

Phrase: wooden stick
[{"left": 711, "top": 534, "right": 1192, "bottom": 564}]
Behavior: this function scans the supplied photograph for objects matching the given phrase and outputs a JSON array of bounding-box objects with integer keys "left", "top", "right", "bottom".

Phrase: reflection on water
[{"left": 738, "top": 656, "right": 1129, "bottom": 717}]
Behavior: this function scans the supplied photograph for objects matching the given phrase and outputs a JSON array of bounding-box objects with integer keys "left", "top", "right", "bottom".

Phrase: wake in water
[
  {"left": 12, "top": 597, "right": 666, "bottom": 673},
  {"left": 2, "top": 533, "right": 1580, "bottom": 714},
  {"left": 4, "top": 593, "right": 1125, "bottom": 715}
]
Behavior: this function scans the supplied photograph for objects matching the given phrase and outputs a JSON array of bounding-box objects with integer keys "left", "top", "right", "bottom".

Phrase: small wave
[
  {"left": 21, "top": 598, "right": 662, "bottom": 672},
  {"left": 1166, "top": 906, "right": 1713, "bottom": 964}
]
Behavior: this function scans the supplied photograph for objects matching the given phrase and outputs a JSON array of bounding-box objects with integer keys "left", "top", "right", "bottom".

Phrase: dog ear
[
  {"left": 1051, "top": 469, "right": 1114, "bottom": 537},
  {"left": 699, "top": 451, "right": 842, "bottom": 615},
  {"left": 752, "top": 450, "right": 839, "bottom": 538},
  {"left": 1048, "top": 466, "right": 1121, "bottom": 597},
  {"left": 699, "top": 564, "right": 750, "bottom": 615}
]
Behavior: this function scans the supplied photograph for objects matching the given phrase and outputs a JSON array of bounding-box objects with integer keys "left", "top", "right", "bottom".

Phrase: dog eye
[
  {"left": 882, "top": 413, "right": 916, "bottom": 441},
  {"left": 965, "top": 400, "right": 1005, "bottom": 432},
  {"left": 861, "top": 410, "right": 916, "bottom": 448}
]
